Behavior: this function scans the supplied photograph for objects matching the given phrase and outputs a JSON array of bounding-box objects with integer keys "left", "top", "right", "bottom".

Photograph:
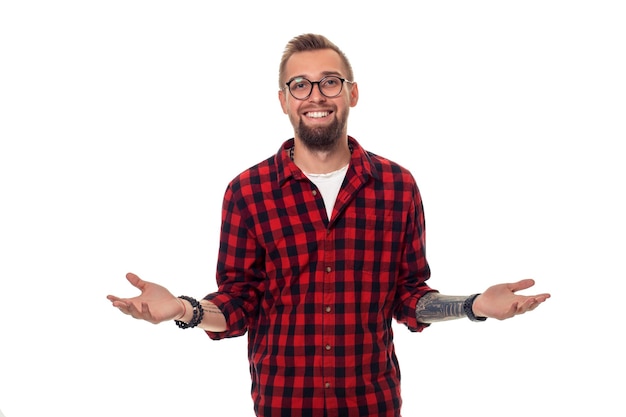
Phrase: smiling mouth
[{"left": 305, "top": 111, "right": 331, "bottom": 119}]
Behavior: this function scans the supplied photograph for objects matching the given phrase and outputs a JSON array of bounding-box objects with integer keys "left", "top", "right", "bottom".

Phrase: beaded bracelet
[
  {"left": 463, "top": 293, "right": 487, "bottom": 322},
  {"left": 175, "top": 296, "right": 204, "bottom": 329}
]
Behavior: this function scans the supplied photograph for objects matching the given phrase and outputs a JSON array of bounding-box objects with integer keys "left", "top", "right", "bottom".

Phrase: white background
[{"left": 1, "top": 1, "right": 624, "bottom": 416}]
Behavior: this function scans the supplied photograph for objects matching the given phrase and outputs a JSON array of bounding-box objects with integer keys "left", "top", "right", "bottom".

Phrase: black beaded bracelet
[
  {"left": 464, "top": 293, "right": 487, "bottom": 322},
  {"left": 175, "top": 296, "right": 204, "bottom": 329}
]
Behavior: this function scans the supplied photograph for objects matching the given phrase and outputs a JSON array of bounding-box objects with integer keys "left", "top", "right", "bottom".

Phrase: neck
[{"left": 291, "top": 137, "right": 352, "bottom": 174}]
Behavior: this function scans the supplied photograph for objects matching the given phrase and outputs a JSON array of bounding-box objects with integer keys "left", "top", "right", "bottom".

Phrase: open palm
[{"left": 106, "top": 273, "right": 182, "bottom": 324}]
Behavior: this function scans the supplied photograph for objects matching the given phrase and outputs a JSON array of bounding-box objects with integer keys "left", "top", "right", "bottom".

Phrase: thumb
[
  {"left": 126, "top": 272, "right": 146, "bottom": 291},
  {"left": 509, "top": 278, "right": 536, "bottom": 293}
]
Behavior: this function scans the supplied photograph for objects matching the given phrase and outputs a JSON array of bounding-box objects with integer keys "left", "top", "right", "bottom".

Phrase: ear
[
  {"left": 349, "top": 82, "right": 359, "bottom": 107},
  {"left": 278, "top": 89, "right": 288, "bottom": 114}
]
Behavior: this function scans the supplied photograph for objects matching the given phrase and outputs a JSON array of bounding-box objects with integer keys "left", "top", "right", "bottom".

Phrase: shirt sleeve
[
  {"left": 203, "top": 181, "right": 266, "bottom": 340},
  {"left": 393, "top": 180, "right": 437, "bottom": 332}
]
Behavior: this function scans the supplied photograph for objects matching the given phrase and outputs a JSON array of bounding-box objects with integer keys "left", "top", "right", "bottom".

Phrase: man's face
[{"left": 279, "top": 49, "right": 359, "bottom": 151}]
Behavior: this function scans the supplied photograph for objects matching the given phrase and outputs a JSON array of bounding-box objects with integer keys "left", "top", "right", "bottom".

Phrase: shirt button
[
  {"left": 325, "top": 344, "right": 332, "bottom": 351},
  {"left": 312, "top": 190, "right": 318, "bottom": 196},
  {"left": 325, "top": 306, "right": 332, "bottom": 313},
  {"left": 325, "top": 382, "right": 331, "bottom": 389},
  {"left": 326, "top": 266, "right": 332, "bottom": 273}
]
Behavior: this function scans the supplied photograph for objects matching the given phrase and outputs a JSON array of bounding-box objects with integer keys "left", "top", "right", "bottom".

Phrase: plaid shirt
[{"left": 205, "top": 137, "right": 434, "bottom": 417}]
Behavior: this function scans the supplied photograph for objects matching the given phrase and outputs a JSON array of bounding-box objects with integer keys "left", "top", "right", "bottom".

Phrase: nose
[{"left": 308, "top": 82, "right": 326, "bottom": 101}]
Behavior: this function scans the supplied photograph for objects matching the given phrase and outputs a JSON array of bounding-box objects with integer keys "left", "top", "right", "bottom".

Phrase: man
[{"left": 107, "top": 33, "right": 550, "bottom": 417}]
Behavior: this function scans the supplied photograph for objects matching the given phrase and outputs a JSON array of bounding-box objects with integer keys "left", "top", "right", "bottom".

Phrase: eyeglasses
[{"left": 285, "top": 75, "right": 353, "bottom": 100}]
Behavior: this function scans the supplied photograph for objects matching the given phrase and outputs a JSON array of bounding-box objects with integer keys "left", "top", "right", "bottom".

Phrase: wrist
[
  {"left": 464, "top": 293, "right": 487, "bottom": 322},
  {"left": 175, "top": 296, "right": 205, "bottom": 329},
  {"left": 176, "top": 298, "right": 193, "bottom": 322}
]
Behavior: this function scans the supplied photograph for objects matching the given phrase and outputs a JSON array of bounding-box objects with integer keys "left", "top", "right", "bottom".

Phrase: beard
[{"left": 295, "top": 111, "right": 348, "bottom": 152}]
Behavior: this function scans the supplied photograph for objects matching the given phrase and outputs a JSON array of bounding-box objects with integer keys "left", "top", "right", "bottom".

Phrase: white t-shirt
[{"left": 304, "top": 164, "right": 349, "bottom": 220}]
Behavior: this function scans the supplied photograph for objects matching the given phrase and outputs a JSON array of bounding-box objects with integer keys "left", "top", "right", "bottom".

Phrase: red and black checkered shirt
[{"left": 205, "top": 137, "right": 434, "bottom": 417}]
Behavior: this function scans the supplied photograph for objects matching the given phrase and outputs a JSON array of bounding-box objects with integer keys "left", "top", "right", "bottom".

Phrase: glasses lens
[
  {"left": 319, "top": 76, "right": 343, "bottom": 97},
  {"left": 288, "top": 77, "right": 312, "bottom": 99}
]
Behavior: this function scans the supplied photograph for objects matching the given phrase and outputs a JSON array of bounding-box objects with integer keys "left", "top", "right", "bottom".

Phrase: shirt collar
[{"left": 276, "top": 136, "right": 379, "bottom": 187}]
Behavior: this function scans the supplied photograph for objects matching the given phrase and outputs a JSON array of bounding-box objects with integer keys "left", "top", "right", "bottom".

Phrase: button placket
[{"left": 321, "top": 225, "right": 335, "bottom": 397}]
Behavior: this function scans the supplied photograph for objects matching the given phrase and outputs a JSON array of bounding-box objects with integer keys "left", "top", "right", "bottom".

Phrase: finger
[
  {"left": 536, "top": 293, "right": 551, "bottom": 302},
  {"left": 509, "top": 278, "right": 536, "bottom": 293},
  {"left": 125, "top": 301, "right": 147, "bottom": 320},
  {"left": 520, "top": 294, "right": 550, "bottom": 310},
  {"left": 527, "top": 295, "right": 551, "bottom": 311},
  {"left": 110, "top": 299, "right": 128, "bottom": 308},
  {"left": 499, "top": 301, "right": 519, "bottom": 320},
  {"left": 111, "top": 300, "right": 133, "bottom": 316},
  {"left": 126, "top": 272, "right": 146, "bottom": 291},
  {"left": 141, "top": 302, "right": 151, "bottom": 318},
  {"left": 141, "top": 302, "right": 159, "bottom": 324},
  {"left": 518, "top": 297, "right": 537, "bottom": 313}
]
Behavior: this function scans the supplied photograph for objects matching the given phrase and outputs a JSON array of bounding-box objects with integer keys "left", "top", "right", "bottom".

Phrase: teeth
[{"left": 307, "top": 111, "right": 329, "bottom": 118}]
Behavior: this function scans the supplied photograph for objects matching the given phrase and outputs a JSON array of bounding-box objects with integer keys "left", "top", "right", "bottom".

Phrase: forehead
[{"left": 284, "top": 49, "right": 347, "bottom": 80}]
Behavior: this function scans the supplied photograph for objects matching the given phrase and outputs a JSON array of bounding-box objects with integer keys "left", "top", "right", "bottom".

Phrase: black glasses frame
[{"left": 284, "top": 75, "right": 353, "bottom": 100}]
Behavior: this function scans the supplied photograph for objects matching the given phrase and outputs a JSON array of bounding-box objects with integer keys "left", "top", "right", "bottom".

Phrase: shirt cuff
[{"left": 203, "top": 291, "right": 249, "bottom": 340}]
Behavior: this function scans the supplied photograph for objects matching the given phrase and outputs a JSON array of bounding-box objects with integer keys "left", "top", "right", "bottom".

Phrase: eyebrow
[{"left": 287, "top": 70, "right": 345, "bottom": 82}]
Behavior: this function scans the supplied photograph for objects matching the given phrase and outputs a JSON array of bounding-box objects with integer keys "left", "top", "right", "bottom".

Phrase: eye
[{"left": 290, "top": 77, "right": 310, "bottom": 91}]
